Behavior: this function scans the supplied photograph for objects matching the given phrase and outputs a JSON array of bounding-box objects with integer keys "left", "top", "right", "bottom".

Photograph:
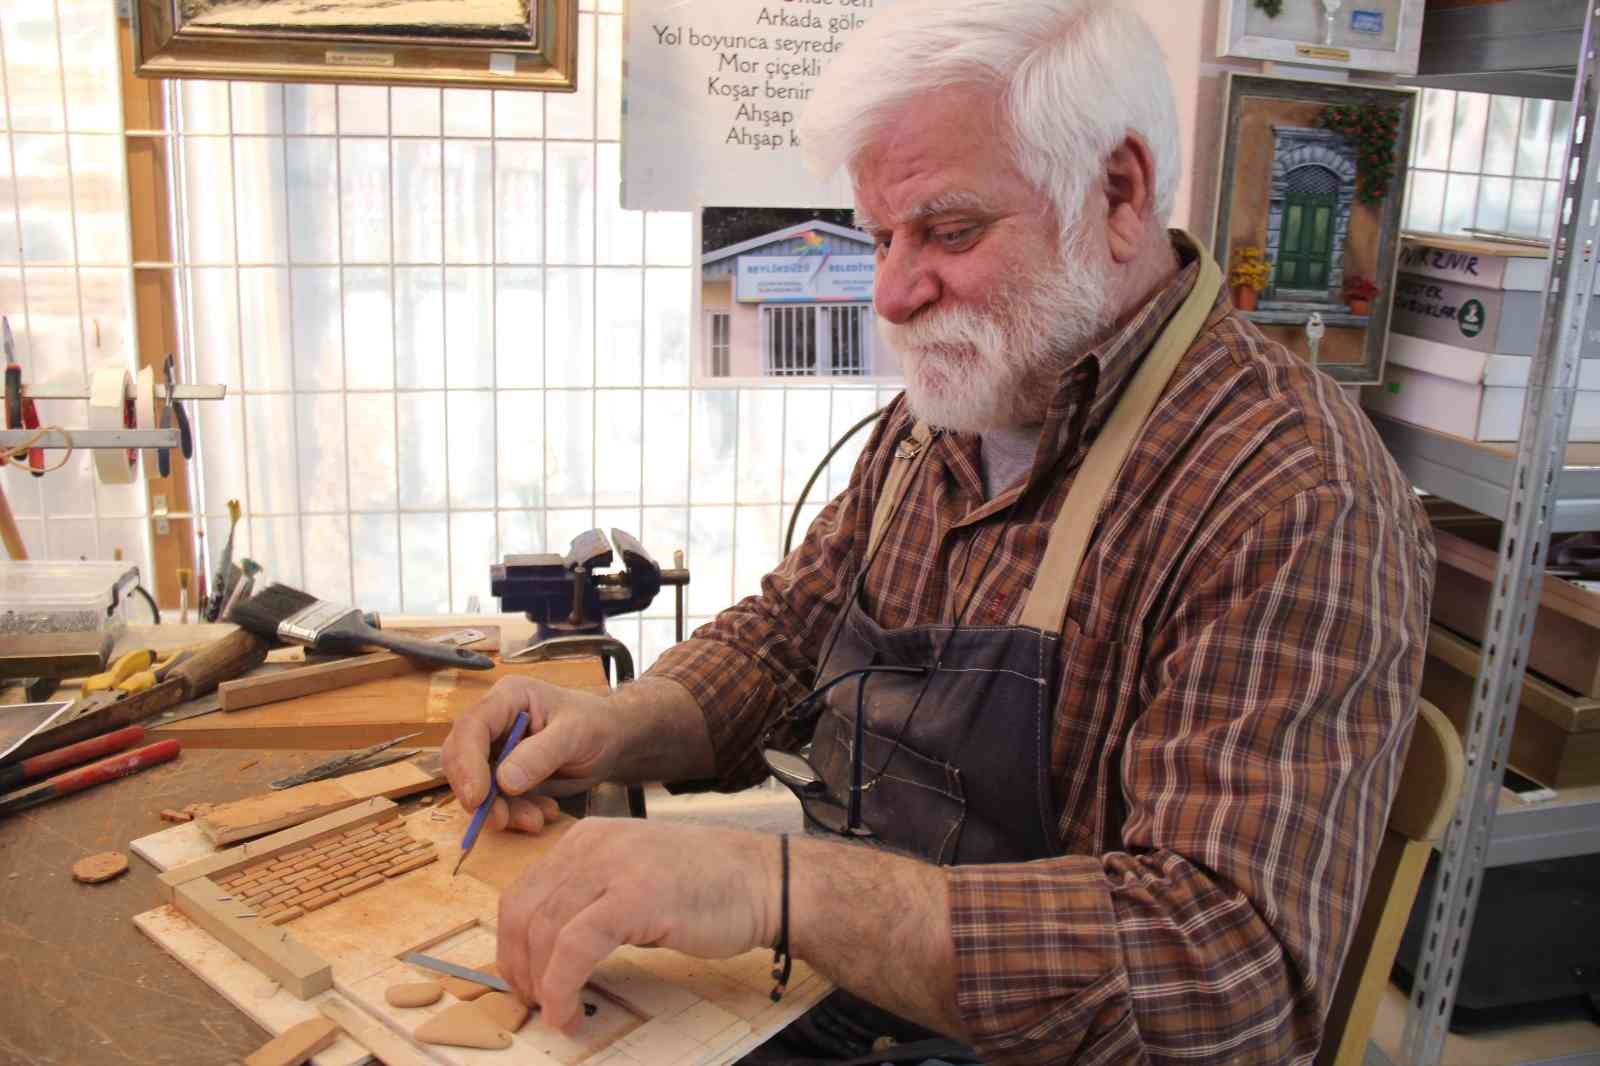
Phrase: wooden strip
[
  {"left": 158, "top": 798, "right": 395, "bottom": 904},
  {"left": 219, "top": 651, "right": 422, "bottom": 712},
  {"left": 338, "top": 873, "right": 385, "bottom": 897},
  {"left": 173, "top": 878, "right": 330, "bottom": 999},
  {"left": 243, "top": 1016, "right": 339, "bottom": 1066},
  {"left": 382, "top": 852, "right": 437, "bottom": 877},
  {"left": 318, "top": 998, "right": 434, "bottom": 1066},
  {"left": 300, "top": 890, "right": 342, "bottom": 912},
  {"left": 266, "top": 907, "right": 305, "bottom": 926},
  {"left": 198, "top": 755, "right": 446, "bottom": 846}
]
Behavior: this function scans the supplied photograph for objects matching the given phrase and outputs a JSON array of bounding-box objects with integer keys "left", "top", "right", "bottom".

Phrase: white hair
[{"left": 798, "top": 0, "right": 1182, "bottom": 229}]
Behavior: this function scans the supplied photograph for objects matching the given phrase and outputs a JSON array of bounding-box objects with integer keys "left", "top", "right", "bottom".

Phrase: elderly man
[{"left": 442, "top": 1, "right": 1435, "bottom": 1061}]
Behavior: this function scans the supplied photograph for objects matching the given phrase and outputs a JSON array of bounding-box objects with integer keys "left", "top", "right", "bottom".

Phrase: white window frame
[{"left": 760, "top": 302, "right": 873, "bottom": 378}]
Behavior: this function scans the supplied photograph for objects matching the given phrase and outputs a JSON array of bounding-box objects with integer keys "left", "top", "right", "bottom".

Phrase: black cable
[
  {"left": 783, "top": 406, "right": 887, "bottom": 557},
  {"left": 769, "top": 833, "right": 792, "bottom": 1002},
  {"left": 130, "top": 583, "right": 161, "bottom": 625}
]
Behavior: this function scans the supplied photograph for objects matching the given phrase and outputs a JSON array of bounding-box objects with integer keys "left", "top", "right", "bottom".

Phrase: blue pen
[{"left": 452, "top": 709, "right": 531, "bottom": 877}]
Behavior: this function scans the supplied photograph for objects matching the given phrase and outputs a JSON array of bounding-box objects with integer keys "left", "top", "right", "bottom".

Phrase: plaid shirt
[{"left": 648, "top": 241, "right": 1436, "bottom": 1064}]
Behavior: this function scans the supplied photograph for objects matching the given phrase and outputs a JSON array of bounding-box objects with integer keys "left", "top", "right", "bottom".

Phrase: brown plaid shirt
[{"left": 648, "top": 241, "right": 1436, "bottom": 1064}]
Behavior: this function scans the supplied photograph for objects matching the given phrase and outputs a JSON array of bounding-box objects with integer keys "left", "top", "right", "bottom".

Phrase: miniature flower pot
[
  {"left": 1347, "top": 298, "right": 1371, "bottom": 315},
  {"left": 1234, "top": 286, "right": 1259, "bottom": 311}
]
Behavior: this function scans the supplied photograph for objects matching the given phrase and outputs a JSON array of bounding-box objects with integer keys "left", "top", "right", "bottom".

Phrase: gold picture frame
[{"left": 133, "top": 0, "right": 578, "bottom": 91}]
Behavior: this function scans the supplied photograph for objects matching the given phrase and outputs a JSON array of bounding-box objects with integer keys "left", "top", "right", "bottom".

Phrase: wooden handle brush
[{"left": 230, "top": 584, "right": 495, "bottom": 670}]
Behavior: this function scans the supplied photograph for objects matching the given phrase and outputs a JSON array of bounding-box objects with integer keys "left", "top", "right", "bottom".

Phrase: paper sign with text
[{"left": 623, "top": 0, "right": 899, "bottom": 210}]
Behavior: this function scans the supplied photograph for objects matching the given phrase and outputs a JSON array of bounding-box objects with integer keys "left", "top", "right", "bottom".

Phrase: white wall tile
[
  {"left": 340, "top": 139, "right": 391, "bottom": 264},
  {"left": 444, "top": 90, "right": 493, "bottom": 138},
  {"left": 239, "top": 267, "right": 293, "bottom": 390},
  {"left": 284, "top": 85, "right": 337, "bottom": 136},
  {"left": 447, "top": 391, "right": 496, "bottom": 508},
  {"left": 301, "top": 513, "right": 353, "bottom": 603},
  {"left": 338, "top": 86, "right": 389, "bottom": 136},
  {"left": 351, "top": 512, "right": 402, "bottom": 612},
  {"left": 450, "top": 510, "right": 496, "bottom": 611},
  {"left": 287, "top": 138, "right": 340, "bottom": 262},
  {"left": 70, "top": 134, "right": 128, "bottom": 265},
  {"left": 296, "top": 392, "right": 348, "bottom": 513},
  {"left": 190, "top": 268, "right": 242, "bottom": 387},
  {"left": 444, "top": 140, "right": 493, "bottom": 262},
  {"left": 545, "top": 389, "right": 594, "bottom": 508},
  {"left": 394, "top": 140, "right": 443, "bottom": 263},
  {"left": 497, "top": 510, "right": 546, "bottom": 556},
  {"left": 735, "top": 505, "right": 782, "bottom": 603},
  {"left": 781, "top": 390, "right": 832, "bottom": 503},
  {"left": 497, "top": 390, "right": 545, "bottom": 509},
  {"left": 643, "top": 268, "right": 690, "bottom": 386},
  {"left": 545, "top": 267, "right": 595, "bottom": 388},
  {"left": 495, "top": 267, "right": 544, "bottom": 388},
  {"left": 196, "top": 394, "right": 247, "bottom": 521},
  {"left": 400, "top": 512, "right": 450, "bottom": 612},
  {"left": 595, "top": 268, "right": 642, "bottom": 386},
  {"left": 546, "top": 142, "right": 595, "bottom": 265},
  {"left": 0, "top": 5, "right": 65, "bottom": 132},
  {"left": 395, "top": 267, "right": 445, "bottom": 388},
  {"left": 231, "top": 83, "right": 285, "bottom": 136},
  {"left": 391, "top": 88, "right": 441, "bottom": 138},
  {"left": 641, "top": 390, "right": 689, "bottom": 506},
  {"left": 56, "top": 0, "right": 118, "bottom": 134},
  {"left": 251, "top": 514, "right": 304, "bottom": 589},
  {"left": 397, "top": 391, "right": 447, "bottom": 510},
  {"left": 691, "top": 390, "right": 737, "bottom": 503},
  {"left": 244, "top": 394, "right": 298, "bottom": 514},
  {"left": 494, "top": 90, "right": 543, "bottom": 139},
  {"left": 594, "top": 389, "right": 642, "bottom": 507},
  {"left": 233, "top": 136, "right": 289, "bottom": 263},
  {"left": 737, "top": 389, "right": 783, "bottom": 504},
  {"left": 343, "top": 266, "right": 394, "bottom": 390},
  {"left": 445, "top": 267, "right": 494, "bottom": 388},
  {"left": 688, "top": 505, "right": 734, "bottom": 616},
  {"left": 346, "top": 393, "right": 398, "bottom": 512},
  {"left": 495, "top": 141, "right": 543, "bottom": 264},
  {"left": 291, "top": 267, "right": 343, "bottom": 390}
]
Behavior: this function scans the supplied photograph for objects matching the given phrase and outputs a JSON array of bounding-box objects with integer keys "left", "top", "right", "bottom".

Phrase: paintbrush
[{"left": 229, "top": 584, "right": 496, "bottom": 670}]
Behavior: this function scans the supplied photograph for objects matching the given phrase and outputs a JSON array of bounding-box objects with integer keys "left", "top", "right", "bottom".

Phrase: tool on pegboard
[{"left": 2, "top": 317, "right": 42, "bottom": 477}]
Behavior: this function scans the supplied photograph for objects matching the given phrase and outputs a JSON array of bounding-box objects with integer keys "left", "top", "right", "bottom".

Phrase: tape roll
[
  {"left": 89, "top": 364, "right": 136, "bottom": 485},
  {"left": 135, "top": 366, "right": 158, "bottom": 464}
]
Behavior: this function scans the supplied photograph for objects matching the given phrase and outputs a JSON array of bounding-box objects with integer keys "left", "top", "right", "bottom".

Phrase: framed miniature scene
[
  {"left": 695, "top": 207, "right": 903, "bottom": 386},
  {"left": 1217, "top": 0, "right": 1425, "bottom": 76},
  {"left": 133, "top": 0, "right": 579, "bottom": 91},
  {"left": 1211, "top": 73, "right": 1417, "bottom": 385}
]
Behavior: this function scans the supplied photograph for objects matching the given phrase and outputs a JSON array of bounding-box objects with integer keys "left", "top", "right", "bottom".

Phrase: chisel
[
  {"left": 0, "top": 725, "right": 145, "bottom": 794},
  {"left": 0, "top": 739, "right": 180, "bottom": 817}
]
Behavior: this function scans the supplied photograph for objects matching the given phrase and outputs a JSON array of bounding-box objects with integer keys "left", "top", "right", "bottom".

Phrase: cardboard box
[
  {"left": 1390, "top": 272, "right": 1600, "bottom": 357},
  {"left": 1398, "top": 235, "right": 1550, "bottom": 292},
  {"left": 1363, "top": 333, "right": 1600, "bottom": 441}
]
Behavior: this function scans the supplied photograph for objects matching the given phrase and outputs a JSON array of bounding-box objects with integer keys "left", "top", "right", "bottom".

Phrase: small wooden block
[
  {"left": 476, "top": 991, "right": 531, "bottom": 1033},
  {"left": 382, "top": 852, "right": 437, "bottom": 877},
  {"left": 414, "top": 1002, "right": 512, "bottom": 1050},
  {"left": 72, "top": 852, "right": 130, "bottom": 884},
  {"left": 242, "top": 1015, "right": 339, "bottom": 1066},
  {"left": 339, "top": 873, "right": 385, "bottom": 897},
  {"left": 320, "top": 999, "right": 432, "bottom": 1066},
  {"left": 298, "top": 872, "right": 336, "bottom": 892},
  {"left": 160, "top": 808, "right": 193, "bottom": 823},
  {"left": 300, "top": 890, "right": 341, "bottom": 912},
  {"left": 385, "top": 981, "right": 444, "bottom": 1008},
  {"left": 266, "top": 907, "right": 304, "bottom": 926},
  {"left": 173, "top": 878, "right": 330, "bottom": 998}
]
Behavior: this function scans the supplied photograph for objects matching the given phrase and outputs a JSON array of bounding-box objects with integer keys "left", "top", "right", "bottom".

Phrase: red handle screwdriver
[{"left": 0, "top": 739, "right": 180, "bottom": 817}]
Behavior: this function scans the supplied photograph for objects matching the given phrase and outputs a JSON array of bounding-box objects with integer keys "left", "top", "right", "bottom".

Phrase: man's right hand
[{"left": 441, "top": 677, "right": 621, "bottom": 834}]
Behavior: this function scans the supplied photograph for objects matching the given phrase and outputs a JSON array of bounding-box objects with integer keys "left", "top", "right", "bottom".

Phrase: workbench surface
[{"left": 0, "top": 746, "right": 337, "bottom": 1064}]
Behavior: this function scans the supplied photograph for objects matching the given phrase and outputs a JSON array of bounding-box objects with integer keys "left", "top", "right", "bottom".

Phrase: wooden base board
[
  {"left": 135, "top": 805, "right": 832, "bottom": 1066},
  {"left": 155, "top": 658, "right": 608, "bottom": 750}
]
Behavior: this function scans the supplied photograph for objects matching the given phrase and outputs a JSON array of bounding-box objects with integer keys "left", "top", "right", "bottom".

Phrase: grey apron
[{"left": 750, "top": 241, "right": 1222, "bottom": 1063}]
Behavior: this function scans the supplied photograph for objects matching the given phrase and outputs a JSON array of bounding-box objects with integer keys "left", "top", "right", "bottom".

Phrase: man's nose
[{"left": 873, "top": 240, "right": 939, "bottom": 324}]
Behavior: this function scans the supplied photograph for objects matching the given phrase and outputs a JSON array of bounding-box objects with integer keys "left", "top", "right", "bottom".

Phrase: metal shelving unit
[{"left": 1376, "top": 3, "right": 1600, "bottom": 1064}]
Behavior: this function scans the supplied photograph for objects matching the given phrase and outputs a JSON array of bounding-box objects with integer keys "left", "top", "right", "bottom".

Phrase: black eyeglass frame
[{"left": 761, "top": 664, "right": 930, "bottom": 838}]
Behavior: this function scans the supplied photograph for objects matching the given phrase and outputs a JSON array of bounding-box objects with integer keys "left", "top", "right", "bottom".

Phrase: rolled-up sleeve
[
  {"left": 948, "top": 480, "right": 1435, "bottom": 1064},
  {"left": 646, "top": 403, "right": 904, "bottom": 791}
]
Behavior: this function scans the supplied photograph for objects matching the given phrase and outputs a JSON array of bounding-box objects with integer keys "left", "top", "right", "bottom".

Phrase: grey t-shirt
[{"left": 979, "top": 424, "right": 1040, "bottom": 499}]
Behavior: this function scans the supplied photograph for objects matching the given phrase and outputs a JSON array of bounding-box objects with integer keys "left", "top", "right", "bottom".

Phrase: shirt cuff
[
  {"left": 645, "top": 636, "right": 801, "bottom": 792},
  {"left": 947, "top": 857, "right": 1124, "bottom": 1062}
]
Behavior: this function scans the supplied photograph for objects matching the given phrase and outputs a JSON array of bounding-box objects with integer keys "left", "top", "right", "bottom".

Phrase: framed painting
[
  {"left": 1217, "top": 0, "right": 1425, "bottom": 76},
  {"left": 1210, "top": 73, "right": 1418, "bottom": 385},
  {"left": 133, "top": 0, "right": 578, "bottom": 91}
]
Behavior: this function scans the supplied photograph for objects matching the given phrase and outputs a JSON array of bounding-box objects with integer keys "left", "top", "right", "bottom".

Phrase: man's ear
[{"left": 1103, "top": 133, "right": 1158, "bottom": 264}]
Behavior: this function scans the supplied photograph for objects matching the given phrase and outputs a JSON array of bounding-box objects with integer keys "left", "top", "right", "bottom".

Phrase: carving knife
[
  {"left": 452, "top": 709, "right": 530, "bottom": 877},
  {"left": 400, "top": 952, "right": 512, "bottom": 994}
]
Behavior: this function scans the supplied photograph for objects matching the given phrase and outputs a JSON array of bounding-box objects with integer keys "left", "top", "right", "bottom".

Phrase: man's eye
[{"left": 932, "top": 225, "right": 980, "bottom": 249}]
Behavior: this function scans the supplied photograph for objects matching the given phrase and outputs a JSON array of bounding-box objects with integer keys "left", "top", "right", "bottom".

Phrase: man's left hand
[{"left": 498, "top": 818, "right": 779, "bottom": 1029}]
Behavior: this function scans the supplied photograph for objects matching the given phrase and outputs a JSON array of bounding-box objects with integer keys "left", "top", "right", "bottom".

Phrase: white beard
[{"left": 878, "top": 235, "right": 1117, "bottom": 433}]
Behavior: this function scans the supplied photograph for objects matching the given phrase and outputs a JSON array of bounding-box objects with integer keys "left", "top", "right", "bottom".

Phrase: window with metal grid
[{"left": 708, "top": 312, "right": 729, "bottom": 377}]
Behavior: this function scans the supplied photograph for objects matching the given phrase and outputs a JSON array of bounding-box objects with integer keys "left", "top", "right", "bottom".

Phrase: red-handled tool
[
  {"left": 2, "top": 316, "right": 43, "bottom": 477},
  {"left": 0, "top": 725, "right": 146, "bottom": 795},
  {"left": 0, "top": 739, "right": 180, "bottom": 817}
]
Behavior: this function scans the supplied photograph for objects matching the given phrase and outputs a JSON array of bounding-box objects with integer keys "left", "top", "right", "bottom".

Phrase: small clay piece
[
  {"left": 71, "top": 851, "right": 129, "bottom": 884},
  {"left": 419, "top": 795, "right": 435, "bottom": 807},
  {"left": 237, "top": 759, "right": 258, "bottom": 771},
  {"left": 435, "top": 972, "right": 492, "bottom": 1001},
  {"left": 243, "top": 1016, "right": 339, "bottom": 1066},
  {"left": 476, "top": 991, "right": 531, "bottom": 1033},
  {"left": 385, "top": 981, "right": 444, "bottom": 1008},
  {"left": 182, "top": 802, "right": 214, "bottom": 818},
  {"left": 414, "top": 1003, "right": 513, "bottom": 1050},
  {"left": 159, "top": 808, "right": 192, "bottom": 823}
]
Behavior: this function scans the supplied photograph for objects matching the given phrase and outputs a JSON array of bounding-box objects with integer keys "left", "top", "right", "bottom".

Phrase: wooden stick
[
  {"left": 219, "top": 651, "right": 422, "bottom": 712},
  {"left": 174, "top": 877, "right": 331, "bottom": 1000},
  {"left": 198, "top": 754, "right": 444, "bottom": 846},
  {"left": 318, "top": 999, "right": 434, "bottom": 1066},
  {"left": 0, "top": 480, "right": 26, "bottom": 560},
  {"left": 242, "top": 1016, "right": 339, "bottom": 1066}
]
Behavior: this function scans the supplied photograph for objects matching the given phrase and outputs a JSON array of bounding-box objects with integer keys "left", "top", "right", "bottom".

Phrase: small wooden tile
[
  {"left": 383, "top": 852, "right": 437, "bottom": 877},
  {"left": 266, "top": 907, "right": 304, "bottom": 926}
]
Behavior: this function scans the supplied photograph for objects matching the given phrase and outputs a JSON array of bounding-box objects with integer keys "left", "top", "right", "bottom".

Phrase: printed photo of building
[{"left": 698, "top": 213, "right": 902, "bottom": 383}]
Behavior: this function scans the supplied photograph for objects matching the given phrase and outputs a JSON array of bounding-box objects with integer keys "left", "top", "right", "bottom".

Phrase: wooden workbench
[{"left": 0, "top": 618, "right": 804, "bottom": 1064}]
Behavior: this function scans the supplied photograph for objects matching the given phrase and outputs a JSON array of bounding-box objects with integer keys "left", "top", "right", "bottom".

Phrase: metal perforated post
[{"left": 1399, "top": 5, "right": 1598, "bottom": 1063}]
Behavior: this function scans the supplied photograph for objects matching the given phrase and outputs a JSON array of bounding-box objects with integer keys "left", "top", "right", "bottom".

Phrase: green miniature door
[{"left": 1275, "top": 191, "right": 1336, "bottom": 292}]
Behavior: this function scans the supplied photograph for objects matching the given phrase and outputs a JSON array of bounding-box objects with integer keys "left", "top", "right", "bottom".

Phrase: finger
[
  {"left": 535, "top": 795, "right": 561, "bottom": 822},
  {"left": 496, "top": 716, "right": 587, "bottom": 796},
  {"left": 490, "top": 796, "right": 511, "bottom": 832},
  {"left": 442, "top": 679, "right": 546, "bottom": 808},
  {"left": 539, "top": 895, "right": 632, "bottom": 1032},
  {"left": 504, "top": 797, "right": 548, "bottom": 834},
  {"left": 498, "top": 884, "right": 539, "bottom": 1005}
]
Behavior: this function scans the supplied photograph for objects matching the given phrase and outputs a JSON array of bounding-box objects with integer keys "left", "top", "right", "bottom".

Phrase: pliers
[{"left": 2, "top": 316, "right": 43, "bottom": 477}]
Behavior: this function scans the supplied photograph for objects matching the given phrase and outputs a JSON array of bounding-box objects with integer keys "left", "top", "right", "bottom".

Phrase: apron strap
[
  {"left": 867, "top": 419, "right": 935, "bottom": 558},
  {"left": 1017, "top": 237, "right": 1223, "bottom": 635}
]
